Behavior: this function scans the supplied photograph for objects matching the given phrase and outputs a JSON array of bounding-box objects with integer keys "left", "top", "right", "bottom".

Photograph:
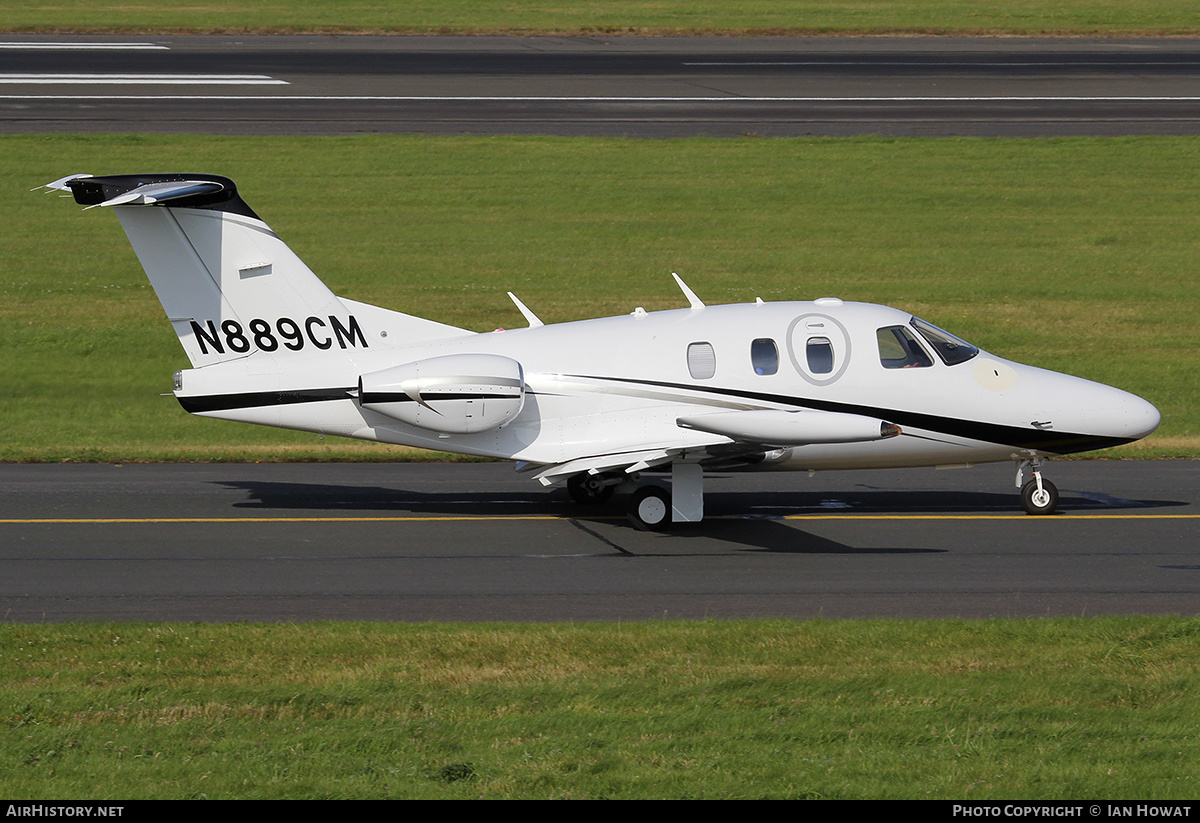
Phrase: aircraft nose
[
  {"left": 1061, "top": 379, "right": 1161, "bottom": 442},
  {"left": 1023, "top": 366, "right": 1161, "bottom": 449},
  {"left": 1118, "top": 390, "right": 1162, "bottom": 441}
]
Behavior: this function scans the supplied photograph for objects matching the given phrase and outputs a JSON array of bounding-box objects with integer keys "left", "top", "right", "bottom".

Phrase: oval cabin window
[
  {"left": 806, "top": 337, "right": 834, "bottom": 374},
  {"left": 751, "top": 338, "right": 778, "bottom": 375},
  {"left": 687, "top": 342, "right": 716, "bottom": 380}
]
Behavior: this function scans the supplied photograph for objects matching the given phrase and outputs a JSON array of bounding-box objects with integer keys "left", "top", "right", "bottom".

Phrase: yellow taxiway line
[{"left": 1, "top": 514, "right": 1197, "bottom": 524}]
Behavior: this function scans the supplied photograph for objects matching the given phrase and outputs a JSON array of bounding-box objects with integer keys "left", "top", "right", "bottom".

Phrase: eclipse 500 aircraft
[{"left": 43, "top": 173, "right": 1161, "bottom": 529}]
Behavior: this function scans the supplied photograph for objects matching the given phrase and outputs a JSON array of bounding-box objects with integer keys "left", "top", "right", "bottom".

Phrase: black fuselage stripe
[
  {"left": 177, "top": 388, "right": 352, "bottom": 414},
  {"left": 179, "top": 389, "right": 516, "bottom": 414},
  {"left": 562, "top": 374, "right": 1135, "bottom": 455},
  {"left": 361, "top": 393, "right": 519, "bottom": 403},
  {"left": 177, "top": 376, "right": 1134, "bottom": 455}
]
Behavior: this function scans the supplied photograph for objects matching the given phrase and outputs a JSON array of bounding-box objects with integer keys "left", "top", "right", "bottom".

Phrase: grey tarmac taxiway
[
  {"left": 5, "top": 34, "right": 1200, "bottom": 136},
  {"left": 1, "top": 461, "right": 1197, "bottom": 622},
  {"left": 4, "top": 36, "right": 1197, "bottom": 623}
]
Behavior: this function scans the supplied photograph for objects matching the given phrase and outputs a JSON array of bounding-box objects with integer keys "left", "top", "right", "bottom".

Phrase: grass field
[
  {"left": 4, "top": 133, "right": 1197, "bottom": 461},
  {"left": 2, "top": 618, "right": 1198, "bottom": 799},
  {"left": 4, "top": 0, "right": 1200, "bottom": 36}
]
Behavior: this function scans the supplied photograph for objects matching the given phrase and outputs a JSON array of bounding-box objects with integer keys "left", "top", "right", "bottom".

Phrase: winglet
[
  {"left": 672, "top": 272, "right": 705, "bottom": 310},
  {"left": 507, "top": 292, "right": 544, "bottom": 328}
]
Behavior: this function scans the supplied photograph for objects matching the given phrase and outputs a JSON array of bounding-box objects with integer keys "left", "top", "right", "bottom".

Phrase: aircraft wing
[
  {"left": 677, "top": 409, "right": 900, "bottom": 446},
  {"left": 526, "top": 408, "right": 898, "bottom": 486},
  {"left": 525, "top": 434, "right": 777, "bottom": 487}
]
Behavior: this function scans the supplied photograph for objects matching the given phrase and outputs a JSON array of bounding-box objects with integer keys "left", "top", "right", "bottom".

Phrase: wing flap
[{"left": 531, "top": 448, "right": 683, "bottom": 486}]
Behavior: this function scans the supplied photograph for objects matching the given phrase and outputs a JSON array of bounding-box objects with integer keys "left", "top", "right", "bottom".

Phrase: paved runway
[
  {"left": 2, "top": 461, "right": 1196, "bottom": 622},
  {"left": 4, "top": 34, "right": 1200, "bottom": 136}
]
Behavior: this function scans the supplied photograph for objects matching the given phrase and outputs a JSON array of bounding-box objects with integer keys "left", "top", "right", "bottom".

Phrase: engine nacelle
[{"left": 359, "top": 353, "right": 525, "bottom": 435}]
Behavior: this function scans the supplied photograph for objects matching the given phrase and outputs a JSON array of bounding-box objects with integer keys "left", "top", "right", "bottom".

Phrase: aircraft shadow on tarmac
[
  {"left": 215, "top": 479, "right": 922, "bottom": 554},
  {"left": 213, "top": 479, "right": 1183, "bottom": 556},
  {"left": 216, "top": 479, "right": 1177, "bottom": 516},
  {"left": 567, "top": 516, "right": 940, "bottom": 556}
]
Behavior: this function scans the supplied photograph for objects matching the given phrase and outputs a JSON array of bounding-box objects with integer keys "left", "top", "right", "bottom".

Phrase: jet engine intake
[{"left": 359, "top": 353, "right": 525, "bottom": 435}]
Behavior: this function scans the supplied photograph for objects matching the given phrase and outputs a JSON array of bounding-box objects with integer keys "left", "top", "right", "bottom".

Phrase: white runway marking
[
  {"left": 0, "top": 42, "right": 168, "bottom": 50},
  {"left": 0, "top": 74, "right": 287, "bottom": 85}
]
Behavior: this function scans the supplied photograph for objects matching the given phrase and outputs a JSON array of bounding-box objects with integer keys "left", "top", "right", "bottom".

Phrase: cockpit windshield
[{"left": 911, "top": 317, "right": 979, "bottom": 366}]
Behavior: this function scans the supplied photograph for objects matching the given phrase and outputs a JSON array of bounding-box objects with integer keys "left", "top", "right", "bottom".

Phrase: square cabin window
[{"left": 751, "top": 338, "right": 778, "bottom": 375}]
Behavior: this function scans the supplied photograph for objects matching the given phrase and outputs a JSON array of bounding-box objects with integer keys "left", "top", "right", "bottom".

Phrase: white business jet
[{"left": 42, "top": 173, "right": 1161, "bottom": 529}]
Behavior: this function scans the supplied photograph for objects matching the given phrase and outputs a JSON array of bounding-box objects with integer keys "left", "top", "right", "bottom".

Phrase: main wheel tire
[
  {"left": 1020, "top": 478, "right": 1059, "bottom": 516},
  {"left": 568, "top": 473, "right": 615, "bottom": 506},
  {"left": 628, "top": 485, "right": 671, "bottom": 531}
]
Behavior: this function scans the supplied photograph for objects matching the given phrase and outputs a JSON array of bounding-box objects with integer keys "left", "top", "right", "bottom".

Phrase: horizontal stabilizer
[
  {"left": 35, "top": 173, "right": 93, "bottom": 193},
  {"left": 55, "top": 173, "right": 260, "bottom": 219},
  {"left": 86, "top": 179, "right": 227, "bottom": 209},
  {"left": 677, "top": 409, "right": 900, "bottom": 447}
]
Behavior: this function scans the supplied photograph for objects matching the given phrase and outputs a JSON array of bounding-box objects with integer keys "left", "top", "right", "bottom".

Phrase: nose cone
[
  {"left": 1035, "top": 370, "right": 1160, "bottom": 450},
  {"left": 1114, "top": 389, "right": 1162, "bottom": 441}
]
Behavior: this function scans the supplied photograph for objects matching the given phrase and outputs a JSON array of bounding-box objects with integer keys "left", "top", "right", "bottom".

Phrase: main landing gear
[
  {"left": 571, "top": 457, "right": 1063, "bottom": 527},
  {"left": 566, "top": 462, "right": 705, "bottom": 531},
  {"left": 625, "top": 463, "right": 704, "bottom": 531},
  {"left": 1016, "top": 457, "right": 1059, "bottom": 516},
  {"left": 628, "top": 485, "right": 672, "bottom": 531},
  {"left": 567, "top": 472, "right": 617, "bottom": 506}
]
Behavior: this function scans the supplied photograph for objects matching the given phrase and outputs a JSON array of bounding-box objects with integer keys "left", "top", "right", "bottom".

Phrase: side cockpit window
[
  {"left": 911, "top": 317, "right": 979, "bottom": 366},
  {"left": 751, "top": 338, "right": 778, "bottom": 375},
  {"left": 877, "top": 326, "right": 934, "bottom": 369}
]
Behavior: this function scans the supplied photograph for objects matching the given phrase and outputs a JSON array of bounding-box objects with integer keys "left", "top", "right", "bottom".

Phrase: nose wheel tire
[
  {"left": 628, "top": 485, "right": 671, "bottom": 531},
  {"left": 1020, "top": 478, "right": 1059, "bottom": 516}
]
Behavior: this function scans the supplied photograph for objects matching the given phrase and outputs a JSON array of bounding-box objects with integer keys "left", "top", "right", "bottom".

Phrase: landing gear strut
[{"left": 1016, "top": 457, "right": 1058, "bottom": 516}]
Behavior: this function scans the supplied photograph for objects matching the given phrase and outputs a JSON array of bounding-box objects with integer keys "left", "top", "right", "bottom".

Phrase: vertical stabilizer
[{"left": 56, "top": 174, "right": 468, "bottom": 368}]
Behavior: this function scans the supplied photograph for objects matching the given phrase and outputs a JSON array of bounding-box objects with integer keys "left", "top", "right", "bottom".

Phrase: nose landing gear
[{"left": 1016, "top": 457, "right": 1059, "bottom": 515}]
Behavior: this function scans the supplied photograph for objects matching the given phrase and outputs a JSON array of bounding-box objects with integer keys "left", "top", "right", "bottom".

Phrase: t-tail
[{"left": 41, "top": 173, "right": 469, "bottom": 368}]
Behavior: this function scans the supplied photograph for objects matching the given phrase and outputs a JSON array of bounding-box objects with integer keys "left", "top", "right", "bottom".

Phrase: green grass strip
[
  {"left": 5, "top": 133, "right": 1197, "bottom": 461},
  {"left": 4, "top": 1, "right": 1200, "bottom": 36},
  {"left": 2, "top": 618, "right": 1198, "bottom": 799}
]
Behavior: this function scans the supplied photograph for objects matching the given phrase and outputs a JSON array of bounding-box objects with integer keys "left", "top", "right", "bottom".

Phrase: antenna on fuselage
[
  {"left": 672, "top": 272, "right": 705, "bottom": 310},
  {"left": 507, "top": 292, "right": 544, "bottom": 328}
]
